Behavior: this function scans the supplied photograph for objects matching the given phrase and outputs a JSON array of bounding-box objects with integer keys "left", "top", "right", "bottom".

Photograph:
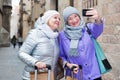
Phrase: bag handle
[
  {"left": 34, "top": 64, "right": 51, "bottom": 70},
  {"left": 34, "top": 64, "right": 51, "bottom": 80},
  {"left": 85, "top": 24, "right": 92, "bottom": 35}
]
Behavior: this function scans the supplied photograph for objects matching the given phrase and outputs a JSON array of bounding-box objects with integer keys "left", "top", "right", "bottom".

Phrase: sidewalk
[
  {"left": 0, "top": 45, "right": 65, "bottom": 80},
  {"left": 0, "top": 46, "right": 25, "bottom": 80}
]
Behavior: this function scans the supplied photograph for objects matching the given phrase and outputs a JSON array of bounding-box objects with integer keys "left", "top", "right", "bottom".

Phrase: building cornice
[{"left": 3, "top": 5, "right": 12, "bottom": 9}]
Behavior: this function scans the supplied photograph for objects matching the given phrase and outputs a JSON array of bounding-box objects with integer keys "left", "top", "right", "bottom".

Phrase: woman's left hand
[{"left": 66, "top": 63, "right": 79, "bottom": 74}]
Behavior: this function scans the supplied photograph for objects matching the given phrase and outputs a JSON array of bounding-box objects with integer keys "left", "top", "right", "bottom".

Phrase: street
[
  {"left": 0, "top": 45, "right": 65, "bottom": 80},
  {"left": 0, "top": 45, "right": 25, "bottom": 80}
]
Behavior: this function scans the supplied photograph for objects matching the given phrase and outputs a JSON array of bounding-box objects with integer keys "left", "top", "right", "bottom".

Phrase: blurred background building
[
  {"left": 0, "top": 0, "right": 12, "bottom": 47},
  {"left": 0, "top": 0, "right": 120, "bottom": 79}
]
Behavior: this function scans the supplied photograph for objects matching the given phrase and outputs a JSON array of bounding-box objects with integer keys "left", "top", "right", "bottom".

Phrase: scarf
[
  {"left": 34, "top": 17, "right": 59, "bottom": 71},
  {"left": 39, "top": 24, "right": 58, "bottom": 39},
  {"left": 64, "top": 18, "right": 85, "bottom": 57}
]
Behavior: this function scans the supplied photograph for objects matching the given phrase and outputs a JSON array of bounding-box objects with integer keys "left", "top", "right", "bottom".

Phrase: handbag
[
  {"left": 30, "top": 71, "right": 54, "bottom": 80},
  {"left": 91, "top": 36, "right": 112, "bottom": 74},
  {"left": 56, "top": 57, "right": 64, "bottom": 80},
  {"left": 86, "top": 25, "right": 112, "bottom": 74}
]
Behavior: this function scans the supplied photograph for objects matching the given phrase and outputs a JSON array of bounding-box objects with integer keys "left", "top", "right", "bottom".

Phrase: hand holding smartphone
[{"left": 82, "top": 9, "right": 93, "bottom": 17}]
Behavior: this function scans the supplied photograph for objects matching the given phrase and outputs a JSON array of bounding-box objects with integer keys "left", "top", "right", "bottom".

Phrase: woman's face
[
  {"left": 47, "top": 14, "right": 60, "bottom": 31},
  {"left": 67, "top": 14, "right": 80, "bottom": 27}
]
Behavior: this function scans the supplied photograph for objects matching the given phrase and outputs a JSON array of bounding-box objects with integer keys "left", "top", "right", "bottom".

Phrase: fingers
[
  {"left": 73, "top": 67, "right": 79, "bottom": 74},
  {"left": 86, "top": 8, "right": 99, "bottom": 20},
  {"left": 68, "top": 63, "right": 78, "bottom": 69},
  {"left": 35, "top": 61, "right": 46, "bottom": 69},
  {"left": 86, "top": 9, "right": 97, "bottom": 16},
  {"left": 66, "top": 63, "right": 80, "bottom": 74},
  {"left": 70, "top": 64, "right": 79, "bottom": 74}
]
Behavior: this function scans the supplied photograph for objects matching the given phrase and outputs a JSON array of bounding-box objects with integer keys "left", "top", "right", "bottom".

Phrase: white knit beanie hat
[{"left": 42, "top": 10, "right": 60, "bottom": 23}]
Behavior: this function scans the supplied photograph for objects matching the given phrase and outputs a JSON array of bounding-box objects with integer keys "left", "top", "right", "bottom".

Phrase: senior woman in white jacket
[{"left": 18, "top": 10, "right": 60, "bottom": 80}]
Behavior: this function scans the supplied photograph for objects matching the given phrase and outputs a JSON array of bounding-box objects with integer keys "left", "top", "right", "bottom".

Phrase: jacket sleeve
[
  {"left": 87, "top": 20, "right": 104, "bottom": 39},
  {"left": 18, "top": 29, "right": 39, "bottom": 66},
  {"left": 59, "top": 33, "right": 68, "bottom": 68}
]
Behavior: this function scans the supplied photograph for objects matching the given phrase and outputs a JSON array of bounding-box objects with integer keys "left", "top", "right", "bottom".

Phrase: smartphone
[{"left": 82, "top": 9, "right": 93, "bottom": 17}]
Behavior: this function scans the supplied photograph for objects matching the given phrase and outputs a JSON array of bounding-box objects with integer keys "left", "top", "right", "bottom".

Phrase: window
[
  {"left": 34, "top": 0, "right": 40, "bottom": 3},
  {"left": 70, "top": 0, "right": 74, "bottom": 7},
  {"left": 82, "top": 0, "right": 98, "bottom": 8},
  {"left": 56, "top": 0, "right": 58, "bottom": 11}
]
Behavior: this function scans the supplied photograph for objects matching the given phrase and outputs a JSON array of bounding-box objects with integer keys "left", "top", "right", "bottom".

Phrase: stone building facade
[
  {"left": 19, "top": 0, "right": 120, "bottom": 79},
  {"left": 0, "top": 0, "right": 4, "bottom": 47},
  {"left": 0, "top": 0, "right": 3, "bottom": 31},
  {"left": 0, "top": 0, "right": 12, "bottom": 47},
  {"left": 98, "top": 0, "right": 120, "bottom": 80},
  {"left": 19, "top": 0, "right": 32, "bottom": 40},
  {"left": 19, "top": 0, "right": 46, "bottom": 40}
]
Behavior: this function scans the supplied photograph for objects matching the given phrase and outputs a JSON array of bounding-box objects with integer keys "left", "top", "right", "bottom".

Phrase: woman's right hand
[
  {"left": 35, "top": 61, "right": 46, "bottom": 69},
  {"left": 66, "top": 62, "right": 79, "bottom": 74}
]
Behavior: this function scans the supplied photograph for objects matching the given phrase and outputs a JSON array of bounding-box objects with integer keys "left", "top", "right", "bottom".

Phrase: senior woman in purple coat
[{"left": 59, "top": 6, "right": 104, "bottom": 80}]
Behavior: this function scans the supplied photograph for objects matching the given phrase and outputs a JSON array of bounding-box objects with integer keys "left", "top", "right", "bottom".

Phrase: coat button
[{"left": 88, "top": 77, "right": 90, "bottom": 79}]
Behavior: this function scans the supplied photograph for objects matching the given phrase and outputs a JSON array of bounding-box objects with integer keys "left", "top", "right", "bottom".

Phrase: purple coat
[{"left": 59, "top": 22, "right": 104, "bottom": 80}]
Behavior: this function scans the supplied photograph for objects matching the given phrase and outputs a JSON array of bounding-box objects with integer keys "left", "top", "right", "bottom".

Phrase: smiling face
[
  {"left": 67, "top": 14, "right": 81, "bottom": 27},
  {"left": 47, "top": 14, "right": 60, "bottom": 31}
]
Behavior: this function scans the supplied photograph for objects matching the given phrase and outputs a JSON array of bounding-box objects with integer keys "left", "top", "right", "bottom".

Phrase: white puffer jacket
[{"left": 18, "top": 17, "right": 59, "bottom": 80}]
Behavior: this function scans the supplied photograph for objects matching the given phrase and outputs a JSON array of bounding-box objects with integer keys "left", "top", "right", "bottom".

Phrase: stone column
[{"left": 21, "top": 0, "right": 32, "bottom": 40}]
